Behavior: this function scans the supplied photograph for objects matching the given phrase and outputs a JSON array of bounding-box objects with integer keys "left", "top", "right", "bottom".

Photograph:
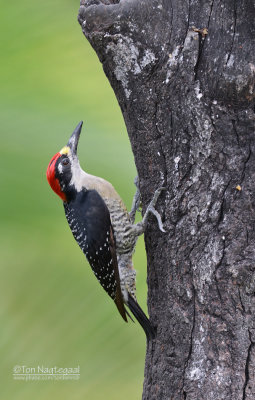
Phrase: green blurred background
[{"left": 1, "top": 1, "right": 148, "bottom": 399}]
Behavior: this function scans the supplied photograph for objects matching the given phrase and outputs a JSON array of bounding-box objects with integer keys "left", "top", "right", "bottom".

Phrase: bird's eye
[{"left": 62, "top": 158, "right": 70, "bottom": 166}]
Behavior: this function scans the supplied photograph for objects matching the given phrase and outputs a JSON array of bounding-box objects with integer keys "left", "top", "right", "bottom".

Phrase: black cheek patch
[{"left": 55, "top": 157, "right": 72, "bottom": 186}]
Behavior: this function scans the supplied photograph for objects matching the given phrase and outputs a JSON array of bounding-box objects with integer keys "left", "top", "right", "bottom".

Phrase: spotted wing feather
[{"left": 64, "top": 189, "right": 127, "bottom": 321}]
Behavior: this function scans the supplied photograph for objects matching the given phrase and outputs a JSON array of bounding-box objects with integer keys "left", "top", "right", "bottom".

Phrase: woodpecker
[{"left": 46, "top": 121, "right": 165, "bottom": 340}]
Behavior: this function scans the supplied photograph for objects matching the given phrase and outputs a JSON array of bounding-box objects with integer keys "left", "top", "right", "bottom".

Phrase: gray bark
[{"left": 78, "top": 1, "right": 255, "bottom": 399}]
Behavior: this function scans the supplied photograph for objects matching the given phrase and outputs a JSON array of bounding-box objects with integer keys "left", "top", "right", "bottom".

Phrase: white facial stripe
[{"left": 58, "top": 163, "right": 63, "bottom": 174}]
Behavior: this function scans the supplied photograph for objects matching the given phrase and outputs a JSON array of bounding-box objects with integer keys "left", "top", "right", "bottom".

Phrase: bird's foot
[{"left": 143, "top": 187, "right": 166, "bottom": 233}]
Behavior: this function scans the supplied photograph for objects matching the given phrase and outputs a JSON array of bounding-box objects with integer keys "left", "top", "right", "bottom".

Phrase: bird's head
[{"left": 46, "top": 121, "right": 83, "bottom": 202}]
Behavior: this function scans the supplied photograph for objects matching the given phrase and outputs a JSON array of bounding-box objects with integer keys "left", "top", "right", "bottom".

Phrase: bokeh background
[{"left": 1, "top": 1, "right": 148, "bottom": 399}]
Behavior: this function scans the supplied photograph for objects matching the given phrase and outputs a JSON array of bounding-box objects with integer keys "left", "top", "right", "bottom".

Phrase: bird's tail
[{"left": 126, "top": 293, "right": 155, "bottom": 340}]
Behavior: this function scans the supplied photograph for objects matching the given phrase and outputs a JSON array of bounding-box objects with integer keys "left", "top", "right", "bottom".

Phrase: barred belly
[{"left": 104, "top": 197, "right": 138, "bottom": 255}]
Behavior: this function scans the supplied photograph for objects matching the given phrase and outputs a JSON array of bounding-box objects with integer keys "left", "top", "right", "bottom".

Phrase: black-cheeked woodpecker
[{"left": 46, "top": 121, "right": 165, "bottom": 340}]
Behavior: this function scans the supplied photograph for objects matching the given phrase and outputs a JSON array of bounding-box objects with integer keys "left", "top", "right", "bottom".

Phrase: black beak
[{"left": 67, "top": 121, "right": 83, "bottom": 155}]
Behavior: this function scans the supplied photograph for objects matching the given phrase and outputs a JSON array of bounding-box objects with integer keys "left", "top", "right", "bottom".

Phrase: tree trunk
[{"left": 78, "top": 1, "right": 255, "bottom": 399}]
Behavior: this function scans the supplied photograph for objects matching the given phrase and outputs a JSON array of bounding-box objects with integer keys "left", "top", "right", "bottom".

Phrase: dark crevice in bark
[
  {"left": 243, "top": 332, "right": 254, "bottom": 400},
  {"left": 193, "top": 33, "right": 205, "bottom": 81},
  {"left": 194, "top": 0, "right": 214, "bottom": 80},
  {"left": 218, "top": 199, "right": 225, "bottom": 225},
  {"left": 231, "top": 119, "right": 240, "bottom": 146},
  {"left": 214, "top": 239, "right": 225, "bottom": 300},
  {"left": 238, "top": 288, "right": 245, "bottom": 315},
  {"left": 225, "top": 0, "right": 237, "bottom": 67},
  {"left": 240, "top": 146, "right": 252, "bottom": 184},
  {"left": 207, "top": 0, "right": 215, "bottom": 31},
  {"left": 217, "top": 179, "right": 232, "bottom": 225},
  {"left": 182, "top": 282, "right": 196, "bottom": 398}
]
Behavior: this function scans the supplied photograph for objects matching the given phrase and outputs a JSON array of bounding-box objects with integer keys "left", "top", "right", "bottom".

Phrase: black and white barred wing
[{"left": 64, "top": 189, "right": 127, "bottom": 322}]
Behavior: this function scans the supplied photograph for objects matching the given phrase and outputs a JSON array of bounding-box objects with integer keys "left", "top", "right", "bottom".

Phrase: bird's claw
[
  {"left": 143, "top": 186, "right": 166, "bottom": 232},
  {"left": 146, "top": 205, "right": 166, "bottom": 233}
]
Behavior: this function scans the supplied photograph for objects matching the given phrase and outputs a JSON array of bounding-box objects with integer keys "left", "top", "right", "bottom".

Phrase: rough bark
[{"left": 78, "top": 1, "right": 255, "bottom": 399}]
